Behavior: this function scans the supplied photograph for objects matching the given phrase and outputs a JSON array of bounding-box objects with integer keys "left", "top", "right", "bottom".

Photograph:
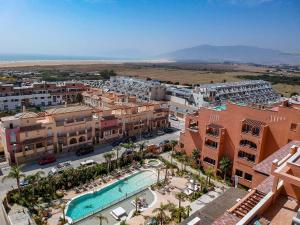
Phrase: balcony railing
[{"left": 188, "top": 125, "right": 199, "bottom": 132}]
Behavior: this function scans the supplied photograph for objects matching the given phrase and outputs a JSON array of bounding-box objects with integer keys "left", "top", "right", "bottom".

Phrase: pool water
[{"left": 66, "top": 170, "right": 157, "bottom": 222}]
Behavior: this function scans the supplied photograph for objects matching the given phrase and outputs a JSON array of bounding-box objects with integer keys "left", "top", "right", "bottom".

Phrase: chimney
[
  {"left": 65, "top": 102, "right": 67, "bottom": 108},
  {"left": 290, "top": 145, "right": 298, "bottom": 155},
  {"left": 22, "top": 105, "right": 26, "bottom": 113}
]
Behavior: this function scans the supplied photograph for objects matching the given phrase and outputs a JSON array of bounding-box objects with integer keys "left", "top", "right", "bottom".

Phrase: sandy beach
[{"left": 0, "top": 59, "right": 172, "bottom": 68}]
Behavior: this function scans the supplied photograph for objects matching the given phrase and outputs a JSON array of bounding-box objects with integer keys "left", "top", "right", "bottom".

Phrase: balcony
[
  {"left": 204, "top": 139, "right": 218, "bottom": 150},
  {"left": 237, "top": 151, "right": 256, "bottom": 165}
]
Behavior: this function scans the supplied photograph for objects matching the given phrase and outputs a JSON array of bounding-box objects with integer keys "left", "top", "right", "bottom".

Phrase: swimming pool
[{"left": 66, "top": 170, "right": 157, "bottom": 222}]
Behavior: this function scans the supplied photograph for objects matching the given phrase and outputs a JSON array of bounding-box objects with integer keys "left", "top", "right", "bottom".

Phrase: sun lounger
[{"left": 110, "top": 207, "right": 126, "bottom": 220}]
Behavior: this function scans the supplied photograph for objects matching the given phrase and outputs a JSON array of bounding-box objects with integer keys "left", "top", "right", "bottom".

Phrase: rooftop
[
  {"left": 253, "top": 141, "right": 300, "bottom": 176},
  {"left": 181, "top": 187, "right": 247, "bottom": 225},
  {"left": 46, "top": 105, "right": 93, "bottom": 115}
]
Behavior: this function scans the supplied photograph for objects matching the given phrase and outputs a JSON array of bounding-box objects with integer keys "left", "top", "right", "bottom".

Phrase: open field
[{"left": 1, "top": 61, "right": 299, "bottom": 97}]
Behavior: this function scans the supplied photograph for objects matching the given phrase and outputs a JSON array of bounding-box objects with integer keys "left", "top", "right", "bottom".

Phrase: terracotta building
[
  {"left": 83, "top": 89, "right": 170, "bottom": 139},
  {"left": 0, "top": 105, "right": 97, "bottom": 164},
  {"left": 177, "top": 101, "right": 300, "bottom": 188},
  {"left": 212, "top": 141, "right": 300, "bottom": 225}
]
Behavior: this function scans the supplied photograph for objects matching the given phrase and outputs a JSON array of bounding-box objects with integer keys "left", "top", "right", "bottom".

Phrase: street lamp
[
  {"left": 139, "top": 120, "right": 142, "bottom": 141},
  {"left": 13, "top": 144, "right": 18, "bottom": 166}
]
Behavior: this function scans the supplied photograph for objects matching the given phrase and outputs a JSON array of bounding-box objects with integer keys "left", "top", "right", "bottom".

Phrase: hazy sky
[{"left": 0, "top": 0, "right": 299, "bottom": 57}]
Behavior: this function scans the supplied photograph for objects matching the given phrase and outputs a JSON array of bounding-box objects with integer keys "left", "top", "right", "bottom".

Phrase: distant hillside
[{"left": 160, "top": 45, "right": 300, "bottom": 65}]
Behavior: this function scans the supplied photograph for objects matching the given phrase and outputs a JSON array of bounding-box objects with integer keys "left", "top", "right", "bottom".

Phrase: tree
[
  {"left": 138, "top": 142, "right": 147, "bottom": 160},
  {"left": 104, "top": 151, "right": 115, "bottom": 174},
  {"left": 153, "top": 203, "right": 170, "bottom": 225},
  {"left": 192, "top": 148, "right": 201, "bottom": 165},
  {"left": 113, "top": 146, "right": 121, "bottom": 169},
  {"left": 27, "top": 170, "right": 45, "bottom": 198},
  {"left": 185, "top": 205, "right": 192, "bottom": 217},
  {"left": 175, "top": 192, "right": 185, "bottom": 208},
  {"left": 134, "top": 195, "right": 141, "bottom": 213},
  {"left": 219, "top": 156, "right": 232, "bottom": 182},
  {"left": 204, "top": 167, "right": 214, "bottom": 189},
  {"left": 96, "top": 213, "right": 108, "bottom": 225},
  {"left": 75, "top": 93, "right": 83, "bottom": 103},
  {"left": 164, "top": 165, "right": 170, "bottom": 183},
  {"left": 170, "top": 140, "right": 178, "bottom": 165},
  {"left": 157, "top": 168, "right": 161, "bottom": 185},
  {"left": 60, "top": 204, "right": 67, "bottom": 224},
  {"left": 2, "top": 165, "right": 25, "bottom": 194}
]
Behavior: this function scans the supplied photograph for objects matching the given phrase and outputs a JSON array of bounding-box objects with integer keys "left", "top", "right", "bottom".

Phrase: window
[
  {"left": 203, "top": 157, "right": 216, "bottom": 165},
  {"left": 244, "top": 173, "right": 252, "bottom": 181},
  {"left": 290, "top": 123, "right": 297, "bottom": 132},
  {"left": 238, "top": 151, "right": 256, "bottom": 163},
  {"left": 10, "top": 132, "right": 16, "bottom": 143},
  {"left": 235, "top": 169, "right": 243, "bottom": 177}
]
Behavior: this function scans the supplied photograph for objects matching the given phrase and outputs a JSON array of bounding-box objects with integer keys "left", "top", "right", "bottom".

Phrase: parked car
[
  {"left": 49, "top": 161, "right": 73, "bottom": 175},
  {"left": 76, "top": 145, "right": 94, "bottom": 156},
  {"left": 169, "top": 116, "right": 178, "bottom": 121},
  {"left": 111, "top": 139, "right": 122, "bottom": 147},
  {"left": 164, "top": 127, "right": 174, "bottom": 133},
  {"left": 159, "top": 140, "right": 170, "bottom": 146},
  {"left": 80, "top": 159, "right": 96, "bottom": 167},
  {"left": 142, "top": 132, "right": 155, "bottom": 139},
  {"left": 38, "top": 155, "right": 56, "bottom": 165},
  {"left": 156, "top": 130, "right": 165, "bottom": 136},
  {"left": 20, "top": 179, "right": 29, "bottom": 187}
]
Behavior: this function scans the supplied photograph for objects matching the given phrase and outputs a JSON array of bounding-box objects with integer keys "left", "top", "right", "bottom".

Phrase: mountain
[{"left": 160, "top": 45, "right": 300, "bottom": 65}]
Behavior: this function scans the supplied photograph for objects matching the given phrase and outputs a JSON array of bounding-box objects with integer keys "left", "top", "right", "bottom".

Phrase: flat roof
[
  {"left": 181, "top": 187, "right": 247, "bottom": 225},
  {"left": 46, "top": 105, "right": 92, "bottom": 114}
]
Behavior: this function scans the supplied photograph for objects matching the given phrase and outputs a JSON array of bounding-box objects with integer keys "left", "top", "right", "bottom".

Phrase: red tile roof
[{"left": 256, "top": 175, "right": 275, "bottom": 195}]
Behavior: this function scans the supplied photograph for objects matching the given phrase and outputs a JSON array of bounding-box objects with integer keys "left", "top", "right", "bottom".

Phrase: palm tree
[
  {"left": 185, "top": 205, "right": 192, "bottom": 217},
  {"left": 121, "top": 141, "right": 135, "bottom": 152},
  {"left": 175, "top": 192, "right": 185, "bottom": 208},
  {"left": 219, "top": 156, "right": 232, "bottom": 182},
  {"left": 153, "top": 203, "right": 170, "bottom": 225},
  {"left": 178, "top": 206, "right": 186, "bottom": 223},
  {"left": 138, "top": 141, "right": 147, "bottom": 159},
  {"left": 114, "top": 146, "right": 121, "bottom": 169},
  {"left": 2, "top": 165, "right": 25, "bottom": 194},
  {"left": 104, "top": 151, "right": 115, "bottom": 174},
  {"left": 27, "top": 170, "right": 45, "bottom": 196},
  {"left": 134, "top": 195, "right": 141, "bottom": 213},
  {"left": 164, "top": 165, "right": 170, "bottom": 183},
  {"left": 156, "top": 168, "right": 161, "bottom": 185},
  {"left": 204, "top": 167, "right": 214, "bottom": 189},
  {"left": 192, "top": 148, "right": 201, "bottom": 166},
  {"left": 170, "top": 140, "right": 178, "bottom": 164},
  {"left": 60, "top": 204, "right": 67, "bottom": 224},
  {"left": 95, "top": 213, "right": 108, "bottom": 225},
  {"left": 182, "top": 154, "right": 190, "bottom": 171}
]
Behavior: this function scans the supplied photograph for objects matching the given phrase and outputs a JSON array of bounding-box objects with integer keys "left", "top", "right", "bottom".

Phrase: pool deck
[{"left": 76, "top": 188, "right": 155, "bottom": 225}]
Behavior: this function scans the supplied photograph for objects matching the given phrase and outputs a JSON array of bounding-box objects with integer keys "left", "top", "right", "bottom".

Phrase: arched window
[
  {"left": 47, "top": 128, "right": 52, "bottom": 137},
  {"left": 78, "top": 136, "right": 86, "bottom": 142},
  {"left": 69, "top": 138, "right": 77, "bottom": 145}
]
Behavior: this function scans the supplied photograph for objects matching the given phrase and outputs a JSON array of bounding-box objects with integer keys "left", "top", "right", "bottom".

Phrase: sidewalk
[{"left": 160, "top": 152, "right": 228, "bottom": 188}]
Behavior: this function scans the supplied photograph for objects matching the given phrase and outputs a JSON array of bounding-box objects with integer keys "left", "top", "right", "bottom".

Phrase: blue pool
[{"left": 66, "top": 170, "right": 157, "bottom": 222}]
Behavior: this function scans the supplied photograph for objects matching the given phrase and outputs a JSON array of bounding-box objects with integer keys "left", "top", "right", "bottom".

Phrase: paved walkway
[{"left": 160, "top": 152, "right": 228, "bottom": 188}]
